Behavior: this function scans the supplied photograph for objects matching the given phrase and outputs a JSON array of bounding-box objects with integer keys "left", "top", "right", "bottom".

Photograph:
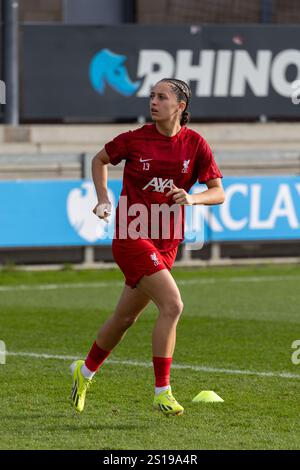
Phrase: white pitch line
[
  {"left": 0, "top": 281, "right": 123, "bottom": 292},
  {"left": 1, "top": 275, "right": 300, "bottom": 292},
  {"left": 6, "top": 351, "right": 300, "bottom": 380}
]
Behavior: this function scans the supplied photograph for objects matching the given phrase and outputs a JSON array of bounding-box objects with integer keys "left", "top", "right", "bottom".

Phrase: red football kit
[{"left": 105, "top": 124, "right": 222, "bottom": 287}]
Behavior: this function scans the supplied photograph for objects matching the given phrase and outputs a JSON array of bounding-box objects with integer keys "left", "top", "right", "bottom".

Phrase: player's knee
[
  {"left": 116, "top": 314, "right": 138, "bottom": 330},
  {"left": 161, "top": 299, "right": 184, "bottom": 321}
]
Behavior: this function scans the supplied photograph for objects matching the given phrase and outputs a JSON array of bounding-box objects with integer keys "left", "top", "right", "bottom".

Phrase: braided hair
[{"left": 159, "top": 78, "right": 192, "bottom": 126}]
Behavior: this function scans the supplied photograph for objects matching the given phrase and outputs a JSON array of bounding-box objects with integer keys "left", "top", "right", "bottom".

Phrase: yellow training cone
[{"left": 192, "top": 391, "right": 224, "bottom": 403}]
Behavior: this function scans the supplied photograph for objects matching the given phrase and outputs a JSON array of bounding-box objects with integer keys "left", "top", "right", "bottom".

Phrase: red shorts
[{"left": 112, "top": 238, "right": 178, "bottom": 288}]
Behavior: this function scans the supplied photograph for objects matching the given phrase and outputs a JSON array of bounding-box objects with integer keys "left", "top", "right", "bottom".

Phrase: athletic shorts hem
[
  {"left": 125, "top": 264, "right": 168, "bottom": 289},
  {"left": 112, "top": 238, "right": 178, "bottom": 289}
]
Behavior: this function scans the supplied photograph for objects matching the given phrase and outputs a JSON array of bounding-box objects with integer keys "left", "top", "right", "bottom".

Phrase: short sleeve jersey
[{"left": 105, "top": 124, "right": 222, "bottom": 251}]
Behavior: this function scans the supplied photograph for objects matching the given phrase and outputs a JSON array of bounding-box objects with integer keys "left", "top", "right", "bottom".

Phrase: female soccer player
[{"left": 70, "top": 78, "right": 225, "bottom": 416}]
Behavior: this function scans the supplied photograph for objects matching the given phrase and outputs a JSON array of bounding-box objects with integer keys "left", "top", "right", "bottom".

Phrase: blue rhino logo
[{"left": 89, "top": 49, "right": 141, "bottom": 96}]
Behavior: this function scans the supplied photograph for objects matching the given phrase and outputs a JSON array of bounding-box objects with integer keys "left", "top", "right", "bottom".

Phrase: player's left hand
[{"left": 166, "top": 184, "right": 195, "bottom": 205}]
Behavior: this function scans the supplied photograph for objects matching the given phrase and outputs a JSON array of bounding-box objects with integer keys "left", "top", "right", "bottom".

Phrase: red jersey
[{"left": 105, "top": 124, "right": 222, "bottom": 251}]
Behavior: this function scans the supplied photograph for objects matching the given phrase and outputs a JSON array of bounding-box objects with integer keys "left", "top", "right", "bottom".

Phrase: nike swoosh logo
[{"left": 140, "top": 158, "right": 153, "bottom": 163}]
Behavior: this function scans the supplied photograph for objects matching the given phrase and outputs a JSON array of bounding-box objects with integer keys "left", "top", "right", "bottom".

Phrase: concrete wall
[
  {"left": 3, "top": 0, "right": 300, "bottom": 24},
  {"left": 0, "top": 123, "right": 300, "bottom": 180},
  {"left": 17, "top": 0, "right": 128, "bottom": 23},
  {"left": 19, "top": 0, "right": 63, "bottom": 22},
  {"left": 1, "top": 122, "right": 300, "bottom": 153},
  {"left": 136, "top": 0, "right": 300, "bottom": 24}
]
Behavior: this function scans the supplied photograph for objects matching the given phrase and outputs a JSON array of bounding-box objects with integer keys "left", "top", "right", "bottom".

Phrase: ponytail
[{"left": 180, "top": 110, "right": 190, "bottom": 126}]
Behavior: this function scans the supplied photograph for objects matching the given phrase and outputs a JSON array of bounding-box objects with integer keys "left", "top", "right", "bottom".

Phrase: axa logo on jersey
[{"left": 143, "top": 177, "right": 174, "bottom": 193}]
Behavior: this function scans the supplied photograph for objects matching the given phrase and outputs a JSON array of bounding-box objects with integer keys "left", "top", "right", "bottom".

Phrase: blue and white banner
[
  {"left": 0, "top": 176, "right": 299, "bottom": 248},
  {"left": 190, "top": 176, "right": 300, "bottom": 242}
]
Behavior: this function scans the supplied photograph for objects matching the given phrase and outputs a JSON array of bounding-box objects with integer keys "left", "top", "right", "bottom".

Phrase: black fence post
[
  {"left": 123, "top": 0, "right": 135, "bottom": 23},
  {"left": 3, "top": 0, "right": 19, "bottom": 125}
]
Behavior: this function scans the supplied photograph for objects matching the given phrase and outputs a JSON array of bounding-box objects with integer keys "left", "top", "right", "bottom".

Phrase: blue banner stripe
[{"left": 0, "top": 177, "right": 299, "bottom": 247}]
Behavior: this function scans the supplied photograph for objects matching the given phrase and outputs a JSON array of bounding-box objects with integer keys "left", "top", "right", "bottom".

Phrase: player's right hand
[{"left": 93, "top": 202, "right": 112, "bottom": 223}]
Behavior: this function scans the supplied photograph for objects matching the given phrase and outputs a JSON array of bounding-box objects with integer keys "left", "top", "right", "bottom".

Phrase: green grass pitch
[{"left": 1, "top": 264, "right": 300, "bottom": 450}]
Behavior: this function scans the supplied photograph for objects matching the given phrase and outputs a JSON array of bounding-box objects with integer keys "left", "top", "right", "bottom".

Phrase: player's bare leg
[
  {"left": 70, "top": 285, "right": 150, "bottom": 412},
  {"left": 137, "top": 269, "right": 183, "bottom": 357},
  {"left": 137, "top": 269, "right": 184, "bottom": 416},
  {"left": 95, "top": 284, "right": 151, "bottom": 351}
]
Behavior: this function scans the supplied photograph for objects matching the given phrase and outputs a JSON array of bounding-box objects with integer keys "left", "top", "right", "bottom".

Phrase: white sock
[
  {"left": 155, "top": 385, "right": 171, "bottom": 396},
  {"left": 81, "top": 363, "right": 96, "bottom": 379}
]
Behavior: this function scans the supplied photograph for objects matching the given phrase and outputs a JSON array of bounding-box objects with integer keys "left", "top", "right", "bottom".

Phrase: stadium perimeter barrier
[
  {"left": 1, "top": 22, "right": 300, "bottom": 265},
  {"left": 0, "top": 171, "right": 299, "bottom": 266}
]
